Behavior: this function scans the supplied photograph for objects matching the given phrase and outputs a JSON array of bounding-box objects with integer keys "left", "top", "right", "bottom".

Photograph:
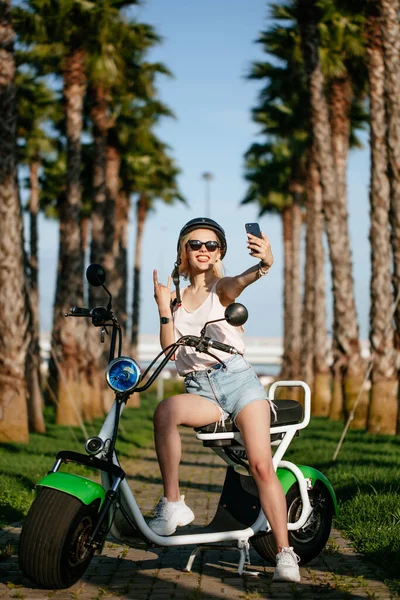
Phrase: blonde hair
[{"left": 177, "top": 232, "right": 225, "bottom": 282}]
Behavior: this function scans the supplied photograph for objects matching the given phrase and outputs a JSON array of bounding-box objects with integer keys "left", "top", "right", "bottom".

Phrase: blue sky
[{"left": 34, "top": 0, "right": 371, "bottom": 340}]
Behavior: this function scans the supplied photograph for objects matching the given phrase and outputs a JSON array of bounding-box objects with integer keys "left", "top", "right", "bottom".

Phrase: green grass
[
  {"left": 0, "top": 391, "right": 159, "bottom": 529},
  {"left": 285, "top": 417, "right": 400, "bottom": 595}
]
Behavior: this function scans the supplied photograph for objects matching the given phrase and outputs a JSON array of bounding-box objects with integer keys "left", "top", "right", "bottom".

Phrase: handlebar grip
[
  {"left": 69, "top": 306, "right": 92, "bottom": 317},
  {"left": 209, "top": 340, "right": 238, "bottom": 354}
]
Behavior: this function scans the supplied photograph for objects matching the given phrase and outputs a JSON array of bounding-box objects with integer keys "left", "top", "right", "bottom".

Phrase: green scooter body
[
  {"left": 36, "top": 472, "right": 106, "bottom": 507},
  {"left": 277, "top": 465, "right": 338, "bottom": 514}
]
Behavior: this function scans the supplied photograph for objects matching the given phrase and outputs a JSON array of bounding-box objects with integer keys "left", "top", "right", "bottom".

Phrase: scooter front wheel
[
  {"left": 251, "top": 481, "right": 334, "bottom": 565},
  {"left": 19, "top": 487, "right": 100, "bottom": 589}
]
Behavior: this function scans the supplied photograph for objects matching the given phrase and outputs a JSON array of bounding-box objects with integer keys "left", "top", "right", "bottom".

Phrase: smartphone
[{"left": 245, "top": 222, "right": 262, "bottom": 239}]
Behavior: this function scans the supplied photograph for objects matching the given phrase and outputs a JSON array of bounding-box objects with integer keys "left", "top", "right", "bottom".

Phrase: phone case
[{"left": 245, "top": 223, "right": 262, "bottom": 238}]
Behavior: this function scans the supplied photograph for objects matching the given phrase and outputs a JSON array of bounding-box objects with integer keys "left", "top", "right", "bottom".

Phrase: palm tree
[
  {"left": 0, "top": 0, "right": 29, "bottom": 443},
  {"left": 378, "top": 0, "right": 400, "bottom": 354},
  {"left": 15, "top": 69, "right": 56, "bottom": 433},
  {"left": 14, "top": 0, "right": 100, "bottom": 424},
  {"left": 307, "top": 145, "right": 331, "bottom": 414},
  {"left": 297, "top": 0, "right": 367, "bottom": 426},
  {"left": 366, "top": 0, "right": 398, "bottom": 434},
  {"left": 86, "top": 3, "right": 146, "bottom": 306},
  {"left": 318, "top": 0, "right": 369, "bottom": 421}
]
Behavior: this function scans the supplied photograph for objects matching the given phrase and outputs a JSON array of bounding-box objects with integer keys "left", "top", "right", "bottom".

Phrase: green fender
[
  {"left": 36, "top": 472, "right": 106, "bottom": 508},
  {"left": 276, "top": 465, "right": 338, "bottom": 515}
]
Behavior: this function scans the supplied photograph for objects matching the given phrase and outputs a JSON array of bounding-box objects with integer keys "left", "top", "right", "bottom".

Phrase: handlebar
[
  {"left": 69, "top": 306, "right": 92, "bottom": 317},
  {"left": 68, "top": 305, "right": 114, "bottom": 325},
  {"left": 178, "top": 335, "right": 239, "bottom": 356},
  {"left": 207, "top": 339, "right": 239, "bottom": 355},
  {"left": 175, "top": 335, "right": 239, "bottom": 360},
  {"left": 66, "top": 304, "right": 241, "bottom": 394}
]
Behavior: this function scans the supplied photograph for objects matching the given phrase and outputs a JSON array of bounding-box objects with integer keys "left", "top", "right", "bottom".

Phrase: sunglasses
[{"left": 186, "top": 240, "right": 220, "bottom": 252}]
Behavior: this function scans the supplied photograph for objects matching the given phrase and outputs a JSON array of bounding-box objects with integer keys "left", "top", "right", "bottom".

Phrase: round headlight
[{"left": 105, "top": 356, "right": 141, "bottom": 393}]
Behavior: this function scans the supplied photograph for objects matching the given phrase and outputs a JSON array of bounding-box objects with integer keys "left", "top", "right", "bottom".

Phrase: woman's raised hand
[
  {"left": 247, "top": 231, "right": 274, "bottom": 268},
  {"left": 153, "top": 269, "right": 172, "bottom": 310}
]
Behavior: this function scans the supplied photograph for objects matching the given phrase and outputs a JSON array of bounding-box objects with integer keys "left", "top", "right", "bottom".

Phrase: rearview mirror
[
  {"left": 86, "top": 264, "right": 106, "bottom": 287},
  {"left": 224, "top": 303, "right": 248, "bottom": 327}
]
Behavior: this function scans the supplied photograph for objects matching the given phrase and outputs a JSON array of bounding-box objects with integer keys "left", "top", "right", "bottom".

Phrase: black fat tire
[
  {"left": 19, "top": 487, "right": 99, "bottom": 589},
  {"left": 251, "top": 481, "right": 333, "bottom": 565}
]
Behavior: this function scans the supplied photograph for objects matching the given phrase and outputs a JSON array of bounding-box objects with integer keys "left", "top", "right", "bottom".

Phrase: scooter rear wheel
[
  {"left": 251, "top": 481, "right": 333, "bottom": 565},
  {"left": 19, "top": 487, "right": 99, "bottom": 589}
]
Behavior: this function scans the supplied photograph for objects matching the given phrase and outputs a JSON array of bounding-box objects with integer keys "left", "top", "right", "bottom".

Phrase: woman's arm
[
  {"left": 153, "top": 270, "right": 175, "bottom": 353},
  {"left": 217, "top": 231, "right": 274, "bottom": 303}
]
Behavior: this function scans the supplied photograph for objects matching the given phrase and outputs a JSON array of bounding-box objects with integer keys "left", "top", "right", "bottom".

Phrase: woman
[{"left": 150, "top": 217, "right": 300, "bottom": 583}]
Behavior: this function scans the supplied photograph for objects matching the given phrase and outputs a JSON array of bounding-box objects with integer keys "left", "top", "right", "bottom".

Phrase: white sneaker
[
  {"left": 148, "top": 495, "right": 195, "bottom": 536},
  {"left": 273, "top": 546, "right": 301, "bottom": 582}
]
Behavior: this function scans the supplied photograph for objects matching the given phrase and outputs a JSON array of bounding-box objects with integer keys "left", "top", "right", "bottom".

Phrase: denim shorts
[{"left": 183, "top": 354, "right": 271, "bottom": 423}]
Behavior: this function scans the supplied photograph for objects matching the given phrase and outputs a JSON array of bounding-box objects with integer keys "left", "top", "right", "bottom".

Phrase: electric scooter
[{"left": 18, "top": 264, "right": 337, "bottom": 589}]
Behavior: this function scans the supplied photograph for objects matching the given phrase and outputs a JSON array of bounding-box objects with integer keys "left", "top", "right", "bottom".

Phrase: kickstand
[
  {"left": 237, "top": 540, "right": 259, "bottom": 577},
  {"left": 184, "top": 541, "right": 259, "bottom": 577},
  {"left": 184, "top": 546, "right": 201, "bottom": 572}
]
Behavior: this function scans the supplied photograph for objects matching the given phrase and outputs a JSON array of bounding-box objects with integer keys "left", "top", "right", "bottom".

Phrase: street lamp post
[{"left": 201, "top": 172, "right": 214, "bottom": 217}]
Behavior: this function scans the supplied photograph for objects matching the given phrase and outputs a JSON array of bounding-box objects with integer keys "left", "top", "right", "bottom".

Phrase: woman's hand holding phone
[{"left": 245, "top": 223, "right": 274, "bottom": 267}]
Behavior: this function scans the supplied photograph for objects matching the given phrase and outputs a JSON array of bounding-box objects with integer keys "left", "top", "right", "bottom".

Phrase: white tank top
[{"left": 173, "top": 281, "right": 246, "bottom": 375}]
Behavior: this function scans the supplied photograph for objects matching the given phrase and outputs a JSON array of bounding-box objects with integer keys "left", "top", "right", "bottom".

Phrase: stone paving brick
[{"left": 1, "top": 429, "right": 397, "bottom": 599}]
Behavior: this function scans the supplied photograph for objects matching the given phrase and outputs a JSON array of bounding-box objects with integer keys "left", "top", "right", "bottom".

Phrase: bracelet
[{"left": 258, "top": 261, "right": 271, "bottom": 278}]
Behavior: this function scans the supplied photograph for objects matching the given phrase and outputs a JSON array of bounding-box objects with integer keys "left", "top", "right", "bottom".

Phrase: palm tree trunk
[
  {"left": 300, "top": 155, "right": 315, "bottom": 393},
  {"left": 81, "top": 216, "right": 89, "bottom": 254},
  {"left": 286, "top": 194, "right": 302, "bottom": 401},
  {"left": 280, "top": 205, "right": 293, "bottom": 380},
  {"left": 379, "top": 0, "right": 400, "bottom": 359},
  {"left": 86, "top": 86, "right": 112, "bottom": 418},
  {"left": 104, "top": 143, "right": 121, "bottom": 298},
  {"left": 309, "top": 150, "right": 331, "bottom": 416},
  {"left": 0, "top": 0, "right": 29, "bottom": 442},
  {"left": 52, "top": 49, "right": 87, "bottom": 426},
  {"left": 129, "top": 193, "right": 148, "bottom": 410},
  {"left": 26, "top": 159, "right": 45, "bottom": 433},
  {"left": 25, "top": 284, "right": 45, "bottom": 434},
  {"left": 329, "top": 76, "right": 352, "bottom": 211},
  {"left": 131, "top": 193, "right": 148, "bottom": 358},
  {"left": 89, "top": 84, "right": 108, "bottom": 307},
  {"left": 327, "top": 77, "right": 353, "bottom": 421},
  {"left": 87, "top": 89, "right": 113, "bottom": 419},
  {"left": 366, "top": 2, "right": 398, "bottom": 434},
  {"left": 114, "top": 188, "right": 130, "bottom": 336},
  {"left": 298, "top": 0, "right": 366, "bottom": 427}
]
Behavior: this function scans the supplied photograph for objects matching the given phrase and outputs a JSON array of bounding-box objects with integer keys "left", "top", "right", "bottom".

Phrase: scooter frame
[{"left": 93, "top": 379, "right": 316, "bottom": 574}]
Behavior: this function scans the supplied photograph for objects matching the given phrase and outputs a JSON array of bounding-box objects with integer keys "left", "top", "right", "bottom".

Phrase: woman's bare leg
[
  {"left": 153, "top": 393, "right": 221, "bottom": 501},
  {"left": 236, "top": 400, "right": 290, "bottom": 550}
]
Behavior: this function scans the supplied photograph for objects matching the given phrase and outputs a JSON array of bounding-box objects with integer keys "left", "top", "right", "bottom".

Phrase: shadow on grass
[
  {"left": 0, "top": 505, "right": 25, "bottom": 530},
  {"left": 0, "top": 471, "right": 37, "bottom": 491}
]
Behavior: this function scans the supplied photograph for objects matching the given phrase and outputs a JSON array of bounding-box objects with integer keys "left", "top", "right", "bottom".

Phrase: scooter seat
[{"left": 195, "top": 399, "right": 303, "bottom": 435}]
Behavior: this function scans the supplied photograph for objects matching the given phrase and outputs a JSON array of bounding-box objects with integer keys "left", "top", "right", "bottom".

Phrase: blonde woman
[{"left": 150, "top": 217, "right": 300, "bottom": 583}]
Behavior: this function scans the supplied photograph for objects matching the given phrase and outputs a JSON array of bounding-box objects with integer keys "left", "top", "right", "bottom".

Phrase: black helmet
[
  {"left": 172, "top": 217, "right": 227, "bottom": 306},
  {"left": 177, "top": 217, "right": 227, "bottom": 259}
]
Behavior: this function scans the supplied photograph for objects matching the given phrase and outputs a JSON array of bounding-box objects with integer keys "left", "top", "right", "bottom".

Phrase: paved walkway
[{"left": 0, "top": 429, "right": 396, "bottom": 599}]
